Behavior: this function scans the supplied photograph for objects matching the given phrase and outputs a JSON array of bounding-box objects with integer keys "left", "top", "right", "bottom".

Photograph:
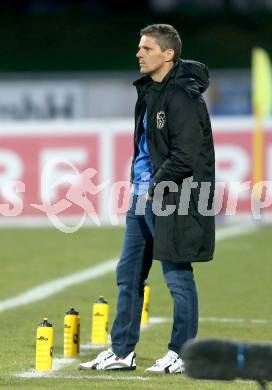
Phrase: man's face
[{"left": 136, "top": 35, "right": 169, "bottom": 77}]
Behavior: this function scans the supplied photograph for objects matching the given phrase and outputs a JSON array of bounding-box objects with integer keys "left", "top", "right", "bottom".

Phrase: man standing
[{"left": 79, "top": 24, "right": 215, "bottom": 373}]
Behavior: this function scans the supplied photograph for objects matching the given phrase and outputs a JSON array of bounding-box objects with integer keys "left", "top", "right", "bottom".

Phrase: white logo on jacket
[{"left": 156, "top": 111, "right": 166, "bottom": 129}]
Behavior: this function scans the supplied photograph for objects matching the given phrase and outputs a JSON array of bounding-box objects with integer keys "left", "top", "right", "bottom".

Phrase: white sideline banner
[
  {"left": 0, "top": 81, "right": 87, "bottom": 120},
  {"left": 0, "top": 117, "right": 272, "bottom": 228}
]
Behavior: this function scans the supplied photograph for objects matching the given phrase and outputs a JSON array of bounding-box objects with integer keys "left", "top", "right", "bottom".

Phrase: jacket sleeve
[{"left": 148, "top": 89, "right": 203, "bottom": 197}]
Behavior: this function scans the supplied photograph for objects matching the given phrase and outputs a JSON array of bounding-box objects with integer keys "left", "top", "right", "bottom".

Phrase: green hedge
[{"left": 0, "top": 12, "right": 271, "bottom": 72}]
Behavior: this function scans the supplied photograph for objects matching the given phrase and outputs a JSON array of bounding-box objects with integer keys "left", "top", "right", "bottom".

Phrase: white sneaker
[
  {"left": 78, "top": 348, "right": 136, "bottom": 371},
  {"left": 145, "top": 350, "right": 184, "bottom": 374}
]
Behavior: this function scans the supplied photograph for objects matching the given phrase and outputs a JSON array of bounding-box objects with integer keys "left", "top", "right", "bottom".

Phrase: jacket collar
[
  {"left": 133, "top": 60, "right": 178, "bottom": 96},
  {"left": 133, "top": 59, "right": 209, "bottom": 98}
]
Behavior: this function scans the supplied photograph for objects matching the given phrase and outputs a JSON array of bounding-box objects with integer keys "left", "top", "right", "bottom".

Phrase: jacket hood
[
  {"left": 174, "top": 59, "right": 209, "bottom": 97},
  {"left": 134, "top": 59, "right": 209, "bottom": 98}
]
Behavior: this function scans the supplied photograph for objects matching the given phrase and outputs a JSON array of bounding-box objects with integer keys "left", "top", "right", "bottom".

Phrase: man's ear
[{"left": 165, "top": 48, "right": 175, "bottom": 63}]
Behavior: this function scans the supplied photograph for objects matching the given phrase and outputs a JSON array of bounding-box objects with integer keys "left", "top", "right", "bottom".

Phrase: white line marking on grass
[
  {"left": 16, "top": 370, "right": 51, "bottom": 379},
  {"left": 55, "top": 375, "right": 149, "bottom": 381},
  {"left": 53, "top": 358, "right": 76, "bottom": 371},
  {"left": 17, "top": 372, "right": 149, "bottom": 381},
  {"left": 251, "top": 319, "right": 269, "bottom": 324},
  {"left": 80, "top": 317, "right": 168, "bottom": 355},
  {"left": 80, "top": 344, "right": 109, "bottom": 352},
  {"left": 200, "top": 317, "right": 244, "bottom": 323},
  {"left": 1, "top": 223, "right": 257, "bottom": 314},
  {"left": 16, "top": 358, "right": 76, "bottom": 378},
  {"left": 142, "top": 316, "right": 272, "bottom": 326},
  {"left": 215, "top": 223, "right": 258, "bottom": 241},
  {"left": 200, "top": 316, "right": 272, "bottom": 324},
  {"left": 145, "top": 316, "right": 167, "bottom": 325},
  {"left": 0, "top": 258, "right": 118, "bottom": 313}
]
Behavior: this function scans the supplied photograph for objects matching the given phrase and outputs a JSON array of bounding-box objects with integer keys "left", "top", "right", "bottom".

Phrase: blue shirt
[{"left": 133, "top": 111, "right": 153, "bottom": 195}]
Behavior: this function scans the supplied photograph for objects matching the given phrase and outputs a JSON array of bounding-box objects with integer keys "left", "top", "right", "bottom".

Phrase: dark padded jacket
[{"left": 131, "top": 59, "right": 215, "bottom": 263}]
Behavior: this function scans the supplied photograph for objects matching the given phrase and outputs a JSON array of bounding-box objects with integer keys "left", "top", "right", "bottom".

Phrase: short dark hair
[{"left": 140, "top": 24, "right": 182, "bottom": 62}]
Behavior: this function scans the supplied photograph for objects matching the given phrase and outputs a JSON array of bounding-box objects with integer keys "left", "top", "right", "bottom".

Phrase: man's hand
[{"left": 145, "top": 193, "right": 153, "bottom": 200}]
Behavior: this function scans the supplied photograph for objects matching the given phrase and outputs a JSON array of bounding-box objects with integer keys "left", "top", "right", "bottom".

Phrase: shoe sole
[
  {"left": 78, "top": 366, "right": 136, "bottom": 371},
  {"left": 145, "top": 370, "right": 182, "bottom": 375},
  {"left": 104, "top": 366, "right": 136, "bottom": 371}
]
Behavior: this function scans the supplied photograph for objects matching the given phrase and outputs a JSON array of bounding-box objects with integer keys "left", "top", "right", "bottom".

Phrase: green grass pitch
[{"left": 0, "top": 225, "right": 271, "bottom": 389}]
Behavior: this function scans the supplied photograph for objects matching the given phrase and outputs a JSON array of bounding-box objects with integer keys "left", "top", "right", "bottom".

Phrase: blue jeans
[{"left": 111, "top": 194, "right": 198, "bottom": 358}]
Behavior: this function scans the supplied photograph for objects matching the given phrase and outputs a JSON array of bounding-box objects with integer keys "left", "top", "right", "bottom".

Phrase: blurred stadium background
[{"left": 0, "top": 1, "right": 272, "bottom": 389}]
